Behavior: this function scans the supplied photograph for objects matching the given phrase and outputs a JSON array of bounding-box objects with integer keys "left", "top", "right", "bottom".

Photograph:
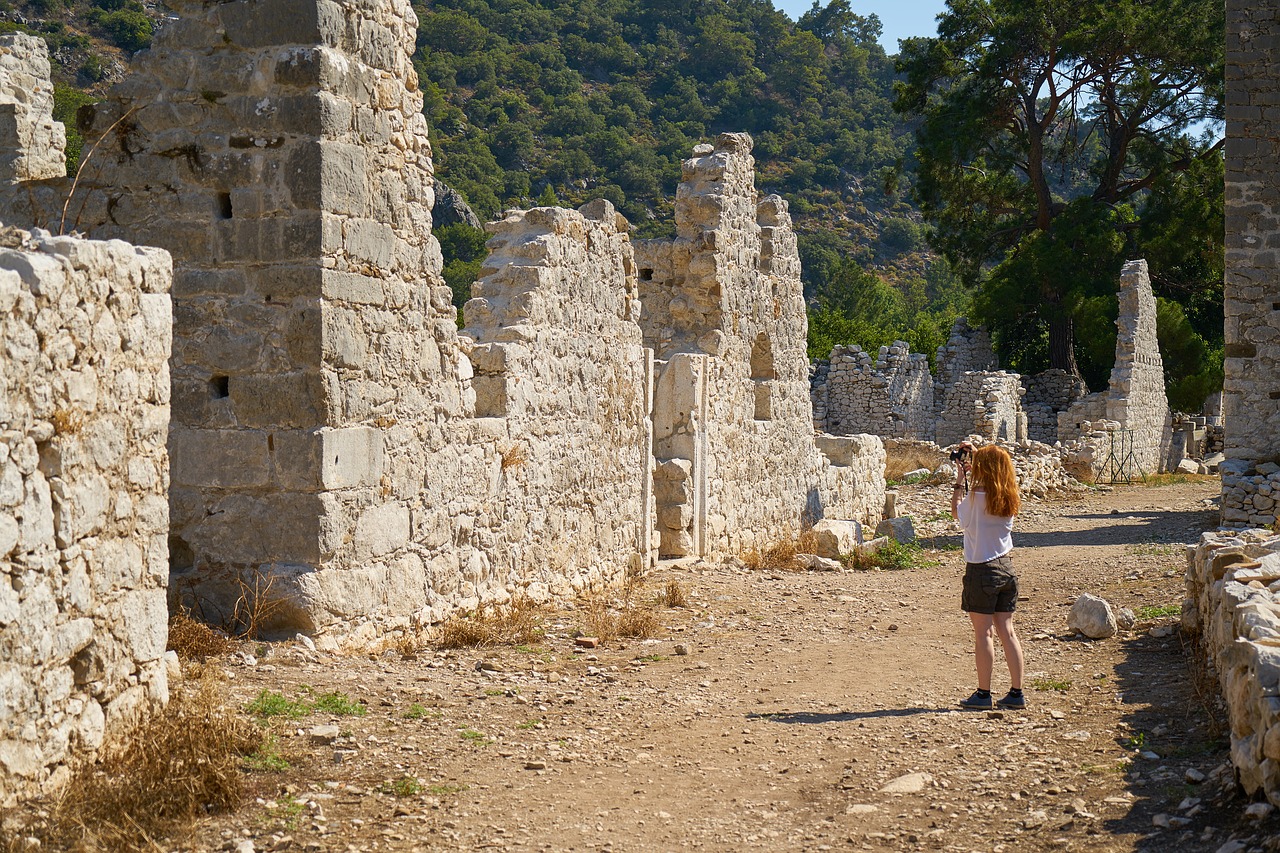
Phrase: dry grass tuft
[
  {"left": 741, "top": 538, "right": 803, "bottom": 572},
  {"left": 228, "top": 571, "right": 288, "bottom": 640},
  {"left": 167, "top": 610, "right": 234, "bottom": 659},
  {"left": 581, "top": 596, "right": 662, "bottom": 643},
  {"left": 6, "top": 669, "right": 259, "bottom": 850},
  {"left": 436, "top": 598, "right": 545, "bottom": 649},
  {"left": 885, "top": 443, "right": 946, "bottom": 482},
  {"left": 659, "top": 579, "right": 688, "bottom": 608}
]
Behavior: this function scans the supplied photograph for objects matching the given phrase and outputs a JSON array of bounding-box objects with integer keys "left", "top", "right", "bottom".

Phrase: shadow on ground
[{"left": 748, "top": 707, "right": 946, "bottom": 724}]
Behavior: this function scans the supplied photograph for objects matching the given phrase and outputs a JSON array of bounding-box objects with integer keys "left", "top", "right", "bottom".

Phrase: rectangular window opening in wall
[
  {"left": 208, "top": 375, "right": 230, "bottom": 399},
  {"left": 1273, "top": 303, "right": 1280, "bottom": 311},
  {"left": 216, "top": 192, "right": 233, "bottom": 220},
  {"left": 1270, "top": 391, "right": 1280, "bottom": 400},
  {"left": 753, "top": 380, "right": 772, "bottom": 421},
  {"left": 639, "top": 268, "right": 654, "bottom": 281}
]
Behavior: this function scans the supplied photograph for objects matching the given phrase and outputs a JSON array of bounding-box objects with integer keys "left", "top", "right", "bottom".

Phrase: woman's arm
[{"left": 951, "top": 461, "right": 967, "bottom": 519}]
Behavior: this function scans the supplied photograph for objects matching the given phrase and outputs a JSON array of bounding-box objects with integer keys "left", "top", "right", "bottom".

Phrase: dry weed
[
  {"left": 436, "top": 598, "right": 544, "bottom": 649},
  {"left": 581, "top": 596, "right": 662, "bottom": 643},
  {"left": 6, "top": 669, "right": 259, "bottom": 850},
  {"left": 228, "top": 570, "right": 288, "bottom": 639},
  {"left": 167, "top": 610, "right": 233, "bottom": 659},
  {"left": 741, "top": 538, "right": 803, "bottom": 572},
  {"left": 885, "top": 443, "right": 946, "bottom": 482},
  {"left": 659, "top": 579, "right": 688, "bottom": 608}
]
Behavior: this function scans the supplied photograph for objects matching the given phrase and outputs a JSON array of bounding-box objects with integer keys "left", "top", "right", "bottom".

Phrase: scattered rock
[
  {"left": 575, "top": 637, "right": 600, "bottom": 649},
  {"left": 1067, "top": 593, "right": 1117, "bottom": 639},
  {"left": 309, "top": 725, "right": 341, "bottom": 745},
  {"left": 845, "top": 804, "right": 878, "bottom": 815},
  {"left": 878, "top": 772, "right": 931, "bottom": 794},
  {"left": 874, "top": 517, "right": 917, "bottom": 545},
  {"left": 524, "top": 760, "right": 547, "bottom": 770},
  {"left": 1185, "top": 767, "right": 1206, "bottom": 784},
  {"left": 674, "top": 644, "right": 689, "bottom": 656},
  {"left": 1115, "top": 607, "right": 1136, "bottom": 631},
  {"left": 811, "top": 519, "right": 862, "bottom": 558},
  {"left": 1244, "top": 802, "right": 1275, "bottom": 820}
]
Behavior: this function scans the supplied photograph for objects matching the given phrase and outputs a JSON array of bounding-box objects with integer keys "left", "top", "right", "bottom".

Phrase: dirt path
[{"left": 183, "top": 479, "right": 1280, "bottom": 853}]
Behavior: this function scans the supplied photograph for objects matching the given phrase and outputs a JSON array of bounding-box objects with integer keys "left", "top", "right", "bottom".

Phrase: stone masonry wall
[
  {"left": 461, "top": 199, "right": 654, "bottom": 594},
  {"left": 1057, "top": 260, "right": 1175, "bottom": 478},
  {"left": 0, "top": 8, "right": 884, "bottom": 641},
  {"left": 0, "top": 35, "right": 65, "bottom": 183},
  {"left": 1223, "top": 0, "right": 1280, "bottom": 528},
  {"left": 634, "top": 134, "right": 879, "bottom": 556},
  {"left": 933, "top": 317, "right": 996, "bottom": 394},
  {"left": 1023, "top": 369, "right": 1088, "bottom": 444},
  {"left": 821, "top": 342, "right": 934, "bottom": 441},
  {"left": 0, "top": 228, "right": 172, "bottom": 805},
  {"left": 1185, "top": 530, "right": 1280, "bottom": 806},
  {"left": 935, "top": 371, "right": 1025, "bottom": 448}
]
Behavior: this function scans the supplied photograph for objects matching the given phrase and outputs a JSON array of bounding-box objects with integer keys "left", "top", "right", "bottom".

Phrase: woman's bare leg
[
  {"left": 969, "top": 612, "right": 995, "bottom": 691},
  {"left": 993, "top": 612, "right": 1024, "bottom": 689}
]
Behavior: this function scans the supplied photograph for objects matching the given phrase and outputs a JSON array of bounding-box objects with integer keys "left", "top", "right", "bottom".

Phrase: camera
[{"left": 950, "top": 447, "right": 971, "bottom": 464}]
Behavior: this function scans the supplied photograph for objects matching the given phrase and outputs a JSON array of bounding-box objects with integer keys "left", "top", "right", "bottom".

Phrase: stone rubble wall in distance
[
  {"left": 0, "top": 228, "right": 172, "bottom": 805},
  {"left": 935, "top": 371, "right": 1026, "bottom": 449},
  {"left": 1022, "top": 369, "right": 1089, "bottom": 444},
  {"left": 1056, "top": 260, "right": 1176, "bottom": 480},
  {"left": 933, "top": 317, "right": 997, "bottom": 394},
  {"left": 0, "top": 34, "right": 65, "bottom": 183},
  {"left": 1222, "top": 0, "right": 1280, "bottom": 528},
  {"left": 1185, "top": 530, "right": 1280, "bottom": 806},
  {"left": 821, "top": 342, "right": 934, "bottom": 441}
]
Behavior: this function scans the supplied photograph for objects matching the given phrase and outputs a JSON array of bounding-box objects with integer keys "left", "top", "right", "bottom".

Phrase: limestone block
[
  {"left": 320, "top": 427, "right": 386, "bottom": 489},
  {"left": 1068, "top": 593, "right": 1117, "bottom": 639},
  {"left": 354, "top": 501, "right": 410, "bottom": 560},
  {"left": 811, "top": 519, "right": 861, "bottom": 558},
  {"left": 875, "top": 516, "right": 916, "bottom": 544}
]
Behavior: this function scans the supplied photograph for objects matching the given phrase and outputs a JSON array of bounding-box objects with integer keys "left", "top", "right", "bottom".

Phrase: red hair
[{"left": 971, "top": 445, "right": 1020, "bottom": 518}]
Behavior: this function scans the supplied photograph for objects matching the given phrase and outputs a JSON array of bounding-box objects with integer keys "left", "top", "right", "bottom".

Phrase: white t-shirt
[{"left": 956, "top": 489, "right": 1014, "bottom": 564}]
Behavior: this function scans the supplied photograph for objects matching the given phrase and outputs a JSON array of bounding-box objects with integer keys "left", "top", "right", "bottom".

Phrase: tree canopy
[{"left": 895, "top": 0, "right": 1224, "bottom": 400}]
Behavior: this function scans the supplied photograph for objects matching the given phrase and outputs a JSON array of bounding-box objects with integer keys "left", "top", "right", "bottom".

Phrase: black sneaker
[
  {"left": 959, "top": 690, "right": 993, "bottom": 710},
  {"left": 996, "top": 691, "right": 1026, "bottom": 710}
]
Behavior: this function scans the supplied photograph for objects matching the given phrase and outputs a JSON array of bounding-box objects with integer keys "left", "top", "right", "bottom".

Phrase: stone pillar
[
  {"left": 1223, "top": 0, "right": 1280, "bottom": 526},
  {"left": 0, "top": 34, "right": 66, "bottom": 183},
  {"left": 1105, "top": 259, "right": 1173, "bottom": 476}
]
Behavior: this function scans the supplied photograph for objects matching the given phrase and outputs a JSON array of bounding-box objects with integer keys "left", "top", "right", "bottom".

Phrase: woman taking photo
[{"left": 950, "top": 443, "right": 1026, "bottom": 711}]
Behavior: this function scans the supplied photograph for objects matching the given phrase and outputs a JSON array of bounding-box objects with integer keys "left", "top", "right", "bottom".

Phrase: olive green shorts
[{"left": 961, "top": 554, "right": 1018, "bottom": 614}]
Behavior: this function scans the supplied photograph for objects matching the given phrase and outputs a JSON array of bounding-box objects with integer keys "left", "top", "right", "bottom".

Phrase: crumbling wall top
[{"left": 0, "top": 34, "right": 65, "bottom": 183}]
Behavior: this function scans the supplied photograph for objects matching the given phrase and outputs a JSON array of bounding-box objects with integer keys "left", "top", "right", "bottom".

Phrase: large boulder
[
  {"left": 811, "top": 519, "right": 862, "bottom": 558},
  {"left": 875, "top": 516, "right": 916, "bottom": 545},
  {"left": 1068, "top": 593, "right": 1117, "bottom": 639}
]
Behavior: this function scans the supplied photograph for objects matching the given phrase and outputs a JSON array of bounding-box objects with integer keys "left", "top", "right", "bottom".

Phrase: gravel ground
[{"left": 155, "top": 479, "right": 1279, "bottom": 851}]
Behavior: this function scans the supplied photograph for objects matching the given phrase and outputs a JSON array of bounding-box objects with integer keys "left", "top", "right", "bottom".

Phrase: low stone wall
[
  {"left": 0, "top": 228, "right": 172, "bottom": 804},
  {"left": 1185, "top": 530, "right": 1280, "bottom": 806},
  {"left": 1221, "top": 461, "right": 1280, "bottom": 528}
]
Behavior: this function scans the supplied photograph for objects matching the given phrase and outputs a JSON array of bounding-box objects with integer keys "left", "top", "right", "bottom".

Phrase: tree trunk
[{"left": 1048, "top": 315, "right": 1082, "bottom": 383}]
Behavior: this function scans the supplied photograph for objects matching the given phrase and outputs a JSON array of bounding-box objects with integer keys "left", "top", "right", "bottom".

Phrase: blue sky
[{"left": 773, "top": 0, "right": 948, "bottom": 53}]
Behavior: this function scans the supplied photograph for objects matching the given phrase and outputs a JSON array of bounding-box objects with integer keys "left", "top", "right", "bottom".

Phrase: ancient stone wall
[
  {"left": 935, "top": 371, "right": 1025, "bottom": 448},
  {"left": 821, "top": 342, "right": 934, "bottom": 441},
  {"left": 634, "top": 135, "right": 878, "bottom": 556},
  {"left": 933, "top": 317, "right": 997, "bottom": 394},
  {"left": 1057, "top": 260, "right": 1175, "bottom": 478},
  {"left": 1022, "top": 369, "right": 1088, "bottom": 444},
  {"left": 0, "top": 7, "right": 885, "bottom": 642},
  {"left": 1185, "top": 530, "right": 1280, "bottom": 807},
  {"left": 0, "top": 35, "right": 65, "bottom": 183},
  {"left": 461, "top": 200, "right": 654, "bottom": 595},
  {"left": 1222, "top": 0, "right": 1280, "bottom": 528},
  {"left": 0, "top": 228, "right": 172, "bottom": 804}
]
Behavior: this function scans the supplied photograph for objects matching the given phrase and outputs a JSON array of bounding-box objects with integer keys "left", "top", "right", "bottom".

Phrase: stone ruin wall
[
  {"left": 934, "top": 371, "right": 1026, "bottom": 448},
  {"left": 634, "top": 135, "right": 881, "bottom": 557},
  {"left": 818, "top": 342, "right": 934, "bottom": 441},
  {"left": 0, "top": 231, "right": 172, "bottom": 805},
  {"left": 1022, "top": 369, "right": 1088, "bottom": 444},
  {"left": 461, "top": 200, "right": 654, "bottom": 595},
  {"left": 0, "top": 35, "right": 65, "bottom": 183},
  {"left": 1057, "top": 260, "right": 1175, "bottom": 479},
  {"left": 1222, "top": 0, "right": 1280, "bottom": 529},
  {"left": 0, "top": 8, "right": 885, "bottom": 646},
  {"left": 1185, "top": 532, "right": 1280, "bottom": 806}
]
